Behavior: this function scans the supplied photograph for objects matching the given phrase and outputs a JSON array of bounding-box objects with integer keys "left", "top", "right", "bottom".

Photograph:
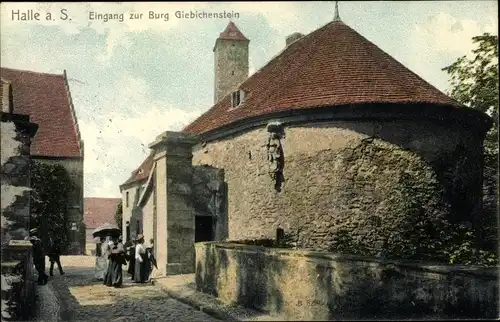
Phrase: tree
[
  {"left": 442, "top": 33, "right": 498, "bottom": 156},
  {"left": 115, "top": 200, "right": 123, "bottom": 229},
  {"left": 442, "top": 32, "right": 499, "bottom": 257},
  {"left": 30, "top": 161, "right": 74, "bottom": 253}
]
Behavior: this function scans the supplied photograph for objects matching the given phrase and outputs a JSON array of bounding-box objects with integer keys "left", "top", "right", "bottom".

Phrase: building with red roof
[
  {"left": 120, "top": 16, "right": 492, "bottom": 255},
  {"left": 1, "top": 67, "right": 85, "bottom": 254},
  {"left": 83, "top": 197, "right": 121, "bottom": 246}
]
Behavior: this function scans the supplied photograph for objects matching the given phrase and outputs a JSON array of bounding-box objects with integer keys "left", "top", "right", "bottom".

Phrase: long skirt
[
  {"left": 134, "top": 254, "right": 148, "bottom": 283},
  {"left": 104, "top": 258, "right": 123, "bottom": 287},
  {"left": 127, "top": 255, "right": 135, "bottom": 277},
  {"left": 94, "top": 256, "right": 108, "bottom": 280}
]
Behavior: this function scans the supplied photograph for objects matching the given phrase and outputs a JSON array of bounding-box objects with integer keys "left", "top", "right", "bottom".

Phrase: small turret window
[{"left": 231, "top": 89, "right": 245, "bottom": 108}]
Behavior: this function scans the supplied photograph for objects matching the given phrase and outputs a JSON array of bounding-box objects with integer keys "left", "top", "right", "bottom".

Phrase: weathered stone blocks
[
  {"left": 192, "top": 120, "right": 486, "bottom": 256},
  {"left": 196, "top": 242, "right": 499, "bottom": 320},
  {"left": 150, "top": 131, "right": 198, "bottom": 276}
]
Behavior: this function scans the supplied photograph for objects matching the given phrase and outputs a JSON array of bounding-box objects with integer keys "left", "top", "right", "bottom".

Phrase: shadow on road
[
  {"left": 49, "top": 262, "right": 159, "bottom": 321},
  {"left": 41, "top": 256, "right": 220, "bottom": 321}
]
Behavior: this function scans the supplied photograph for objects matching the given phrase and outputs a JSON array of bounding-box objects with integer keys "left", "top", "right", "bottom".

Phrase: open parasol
[{"left": 92, "top": 222, "right": 121, "bottom": 238}]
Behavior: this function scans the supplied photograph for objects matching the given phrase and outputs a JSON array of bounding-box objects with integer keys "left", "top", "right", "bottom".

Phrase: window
[
  {"left": 231, "top": 89, "right": 245, "bottom": 108},
  {"left": 126, "top": 191, "right": 129, "bottom": 207}
]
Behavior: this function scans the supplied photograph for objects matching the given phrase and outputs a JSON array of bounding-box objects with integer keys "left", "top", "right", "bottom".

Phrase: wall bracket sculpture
[{"left": 266, "top": 121, "right": 285, "bottom": 192}]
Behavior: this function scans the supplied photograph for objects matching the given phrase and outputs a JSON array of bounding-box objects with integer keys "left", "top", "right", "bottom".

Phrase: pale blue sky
[{"left": 1, "top": 1, "right": 497, "bottom": 197}]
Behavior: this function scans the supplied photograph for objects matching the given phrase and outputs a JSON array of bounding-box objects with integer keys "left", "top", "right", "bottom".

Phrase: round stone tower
[
  {"left": 185, "top": 16, "right": 493, "bottom": 256},
  {"left": 213, "top": 21, "right": 250, "bottom": 104}
]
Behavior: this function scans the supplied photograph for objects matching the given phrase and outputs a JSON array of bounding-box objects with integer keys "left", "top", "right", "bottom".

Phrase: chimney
[
  {"left": 1, "top": 78, "right": 13, "bottom": 113},
  {"left": 286, "top": 32, "right": 304, "bottom": 46}
]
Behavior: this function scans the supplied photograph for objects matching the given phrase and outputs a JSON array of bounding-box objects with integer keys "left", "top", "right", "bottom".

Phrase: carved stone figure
[{"left": 266, "top": 122, "right": 285, "bottom": 192}]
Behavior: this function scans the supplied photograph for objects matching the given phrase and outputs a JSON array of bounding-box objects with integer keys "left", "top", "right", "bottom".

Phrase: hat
[
  {"left": 29, "top": 228, "right": 38, "bottom": 234},
  {"left": 136, "top": 234, "right": 144, "bottom": 241}
]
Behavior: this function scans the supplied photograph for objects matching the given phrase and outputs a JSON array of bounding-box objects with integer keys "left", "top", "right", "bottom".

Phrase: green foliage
[
  {"left": 30, "top": 161, "right": 74, "bottom": 253},
  {"left": 324, "top": 138, "right": 497, "bottom": 266},
  {"left": 444, "top": 227, "right": 498, "bottom": 266},
  {"left": 330, "top": 229, "right": 364, "bottom": 255},
  {"left": 442, "top": 32, "right": 499, "bottom": 263},
  {"left": 326, "top": 138, "right": 452, "bottom": 261},
  {"left": 232, "top": 235, "right": 295, "bottom": 249},
  {"left": 115, "top": 200, "right": 123, "bottom": 229},
  {"left": 442, "top": 33, "right": 498, "bottom": 133},
  {"left": 442, "top": 32, "right": 498, "bottom": 201},
  {"left": 386, "top": 172, "right": 451, "bottom": 262}
]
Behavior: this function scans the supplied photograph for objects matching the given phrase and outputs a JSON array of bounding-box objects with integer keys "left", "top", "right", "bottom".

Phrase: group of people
[
  {"left": 25, "top": 228, "right": 65, "bottom": 285},
  {"left": 94, "top": 234, "right": 156, "bottom": 288}
]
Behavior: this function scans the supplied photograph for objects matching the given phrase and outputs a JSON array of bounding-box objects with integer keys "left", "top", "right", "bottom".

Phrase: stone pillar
[
  {"left": 1, "top": 112, "right": 38, "bottom": 251},
  {"left": 149, "top": 131, "right": 198, "bottom": 276}
]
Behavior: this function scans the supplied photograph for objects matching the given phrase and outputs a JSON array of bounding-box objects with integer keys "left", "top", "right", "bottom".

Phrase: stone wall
[
  {"left": 192, "top": 119, "right": 486, "bottom": 252},
  {"left": 1, "top": 111, "right": 38, "bottom": 320},
  {"left": 121, "top": 183, "right": 144, "bottom": 242},
  {"left": 192, "top": 165, "right": 227, "bottom": 240},
  {"left": 195, "top": 242, "right": 499, "bottom": 320},
  {"left": 34, "top": 157, "right": 85, "bottom": 254},
  {"left": 1, "top": 117, "right": 34, "bottom": 247},
  {"left": 142, "top": 189, "right": 155, "bottom": 244},
  {"left": 213, "top": 38, "right": 249, "bottom": 104},
  {"left": 151, "top": 131, "right": 197, "bottom": 276},
  {"left": 1, "top": 242, "right": 36, "bottom": 321}
]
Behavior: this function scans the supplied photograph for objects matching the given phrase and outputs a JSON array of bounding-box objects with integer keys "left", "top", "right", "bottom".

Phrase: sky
[{"left": 1, "top": 1, "right": 497, "bottom": 198}]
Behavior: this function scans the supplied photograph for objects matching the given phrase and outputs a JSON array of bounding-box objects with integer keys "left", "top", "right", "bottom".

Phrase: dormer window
[{"left": 231, "top": 89, "right": 245, "bottom": 108}]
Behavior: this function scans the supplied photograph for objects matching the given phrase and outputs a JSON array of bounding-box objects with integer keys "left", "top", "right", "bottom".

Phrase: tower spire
[{"left": 334, "top": 1, "right": 341, "bottom": 22}]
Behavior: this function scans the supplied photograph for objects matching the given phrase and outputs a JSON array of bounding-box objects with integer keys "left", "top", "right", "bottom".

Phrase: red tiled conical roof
[
  {"left": 184, "top": 20, "right": 463, "bottom": 136},
  {"left": 217, "top": 21, "right": 249, "bottom": 41}
]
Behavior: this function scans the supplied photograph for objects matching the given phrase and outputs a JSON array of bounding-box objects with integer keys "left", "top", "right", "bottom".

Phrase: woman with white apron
[{"left": 94, "top": 236, "right": 111, "bottom": 280}]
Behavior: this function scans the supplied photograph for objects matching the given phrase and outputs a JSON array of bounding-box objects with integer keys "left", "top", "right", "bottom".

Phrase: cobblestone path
[{"left": 46, "top": 256, "right": 219, "bottom": 321}]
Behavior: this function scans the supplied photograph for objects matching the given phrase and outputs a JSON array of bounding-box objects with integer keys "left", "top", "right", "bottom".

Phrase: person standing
[
  {"left": 145, "top": 238, "right": 156, "bottom": 283},
  {"left": 48, "top": 239, "right": 65, "bottom": 276},
  {"left": 125, "top": 238, "right": 136, "bottom": 280},
  {"left": 25, "top": 228, "right": 48, "bottom": 285},
  {"left": 134, "top": 235, "right": 148, "bottom": 283},
  {"left": 94, "top": 236, "right": 110, "bottom": 281},
  {"left": 104, "top": 236, "right": 126, "bottom": 288}
]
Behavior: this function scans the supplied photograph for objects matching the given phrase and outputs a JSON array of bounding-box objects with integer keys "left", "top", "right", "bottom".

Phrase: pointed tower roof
[
  {"left": 185, "top": 20, "right": 475, "bottom": 136},
  {"left": 217, "top": 21, "right": 249, "bottom": 41},
  {"left": 334, "top": 1, "right": 341, "bottom": 22}
]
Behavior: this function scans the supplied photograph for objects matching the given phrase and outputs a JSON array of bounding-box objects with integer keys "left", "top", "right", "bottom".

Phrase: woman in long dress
[
  {"left": 94, "top": 237, "right": 110, "bottom": 280},
  {"left": 104, "top": 237, "right": 126, "bottom": 288},
  {"left": 145, "top": 238, "right": 156, "bottom": 283},
  {"left": 125, "top": 239, "right": 136, "bottom": 279},
  {"left": 134, "top": 235, "right": 148, "bottom": 283}
]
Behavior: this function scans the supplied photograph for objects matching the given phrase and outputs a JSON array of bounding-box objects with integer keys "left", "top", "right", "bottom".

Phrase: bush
[
  {"left": 325, "top": 138, "right": 497, "bottom": 267},
  {"left": 231, "top": 235, "right": 295, "bottom": 249},
  {"left": 30, "top": 161, "right": 73, "bottom": 253}
]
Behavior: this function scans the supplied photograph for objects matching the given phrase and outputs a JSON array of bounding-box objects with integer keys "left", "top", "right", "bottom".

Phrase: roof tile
[
  {"left": 120, "top": 152, "right": 155, "bottom": 188},
  {"left": 84, "top": 197, "right": 121, "bottom": 229},
  {"left": 183, "top": 21, "right": 462, "bottom": 136},
  {"left": 217, "top": 21, "right": 249, "bottom": 41},
  {"left": 123, "top": 20, "right": 466, "bottom": 187},
  {"left": 0, "top": 67, "right": 82, "bottom": 157}
]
